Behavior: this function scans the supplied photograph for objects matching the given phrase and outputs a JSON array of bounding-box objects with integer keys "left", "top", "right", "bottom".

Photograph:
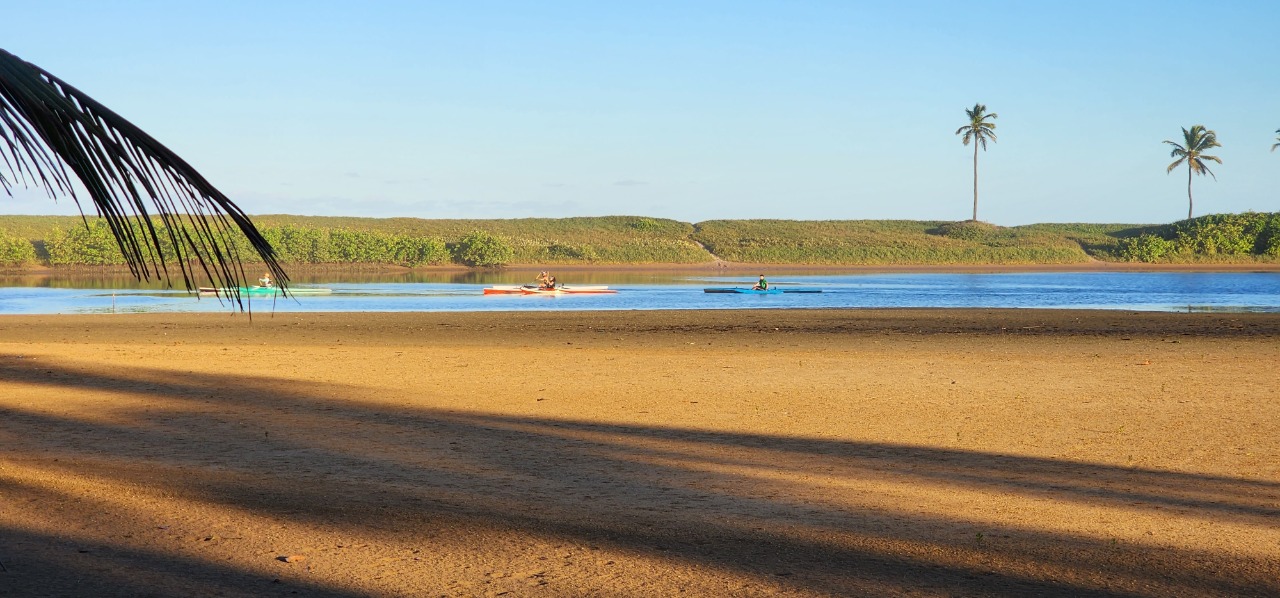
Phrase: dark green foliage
[
  {"left": 328, "top": 228, "right": 392, "bottom": 264},
  {"left": 389, "top": 236, "right": 450, "bottom": 267},
  {"left": 241, "top": 215, "right": 707, "bottom": 264},
  {"left": 0, "top": 229, "right": 36, "bottom": 265},
  {"left": 1116, "top": 212, "right": 1280, "bottom": 262},
  {"left": 629, "top": 217, "right": 660, "bottom": 232},
  {"left": 1174, "top": 214, "right": 1263, "bottom": 255},
  {"left": 261, "top": 225, "right": 331, "bottom": 264},
  {"left": 456, "top": 230, "right": 514, "bottom": 267},
  {"left": 1117, "top": 234, "right": 1175, "bottom": 262},
  {"left": 45, "top": 220, "right": 128, "bottom": 266}
]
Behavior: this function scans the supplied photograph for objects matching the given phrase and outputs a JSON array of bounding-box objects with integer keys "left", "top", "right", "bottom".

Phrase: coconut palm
[
  {"left": 0, "top": 49, "right": 284, "bottom": 305},
  {"left": 955, "top": 103, "right": 998, "bottom": 221},
  {"left": 1163, "top": 125, "right": 1222, "bottom": 220}
]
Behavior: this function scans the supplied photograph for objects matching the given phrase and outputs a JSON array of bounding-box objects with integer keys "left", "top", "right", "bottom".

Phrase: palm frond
[
  {"left": 1191, "top": 158, "right": 1217, "bottom": 179},
  {"left": 0, "top": 49, "right": 285, "bottom": 308},
  {"left": 956, "top": 104, "right": 997, "bottom": 150},
  {"left": 1166, "top": 156, "right": 1186, "bottom": 173}
]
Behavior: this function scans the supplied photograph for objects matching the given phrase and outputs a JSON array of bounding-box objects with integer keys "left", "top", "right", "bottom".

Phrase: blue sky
[{"left": 3, "top": 1, "right": 1277, "bottom": 225}]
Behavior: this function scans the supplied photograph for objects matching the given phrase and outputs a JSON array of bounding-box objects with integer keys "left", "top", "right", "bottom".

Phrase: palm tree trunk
[
  {"left": 1186, "top": 166, "right": 1193, "bottom": 220},
  {"left": 972, "top": 143, "right": 979, "bottom": 221}
]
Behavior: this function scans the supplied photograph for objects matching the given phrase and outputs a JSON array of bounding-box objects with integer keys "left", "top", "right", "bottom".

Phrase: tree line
[
  {"left": 3, "top": 214, "right": 1277, "bottom": 267},
  {"left": 0, "top": 221, "right": 519, "bottom": 268}
]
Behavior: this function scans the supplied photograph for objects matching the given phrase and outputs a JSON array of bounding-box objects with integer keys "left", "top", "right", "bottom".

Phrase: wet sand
[{"left": 1, "top": 309, "right": 1278, "bottom": 597}]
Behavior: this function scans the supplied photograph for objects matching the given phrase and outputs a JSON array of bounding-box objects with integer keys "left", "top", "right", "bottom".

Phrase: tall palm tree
[
  {"left": 1163, "top": 125, "right": 1222, "bottom": 220},
  {"left": 0, "top": 49, "right": 284, "bottom": 306},
  {"left": 955, "top": 103, "right": 997, "bottom": 221}
]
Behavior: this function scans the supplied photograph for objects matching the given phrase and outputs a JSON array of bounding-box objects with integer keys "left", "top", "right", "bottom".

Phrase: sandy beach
[{"left": 1, "top": 308, "right": 1277, "bottom": 597}]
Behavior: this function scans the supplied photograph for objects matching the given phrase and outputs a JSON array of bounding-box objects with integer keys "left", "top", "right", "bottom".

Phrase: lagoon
[{"left": 1, "top": 271, "right": 1278, "bottom": 315}]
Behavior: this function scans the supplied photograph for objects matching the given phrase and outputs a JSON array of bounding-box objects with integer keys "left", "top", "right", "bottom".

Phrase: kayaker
[
  {"left": 752, "top": 274, "right": 769, "bottom": 291},
  {"left": 535, "top": 271, "right": 557, "bottom": 289},
  {"left": 260, "top": 272, "right": 274, "bottom": 288}
]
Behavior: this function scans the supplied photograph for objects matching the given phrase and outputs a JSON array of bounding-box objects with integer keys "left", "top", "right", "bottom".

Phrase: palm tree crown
[
  {"left": 1163, "top": 125, "right": 1222, "bottom": 220},
  {"left": 0, "top": 48, "right": 284, "bottom": 307},
  {"left": 955, "top": 103, "right": 998, "bottom": 221}
]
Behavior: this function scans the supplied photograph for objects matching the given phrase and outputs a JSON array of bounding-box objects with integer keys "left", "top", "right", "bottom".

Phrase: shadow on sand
[{"left": 1, "top": 356, "right": 1277, "bottom": 596}]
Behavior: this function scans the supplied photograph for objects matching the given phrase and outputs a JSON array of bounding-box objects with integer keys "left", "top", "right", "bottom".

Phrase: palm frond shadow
[{"left": 2, "top": 358, "right": 1278, "bottom": 596}]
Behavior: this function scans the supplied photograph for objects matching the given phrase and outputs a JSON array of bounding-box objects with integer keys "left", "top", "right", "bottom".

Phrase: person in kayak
[
  {"left": 259, "top": 272, "right": 274, "bottom": 288},
  {"left": 535, "top": 271, "right": 557, "bottom": 289},
  {"left": 752, "top": 274, "right": 768, "bottom": 291}
]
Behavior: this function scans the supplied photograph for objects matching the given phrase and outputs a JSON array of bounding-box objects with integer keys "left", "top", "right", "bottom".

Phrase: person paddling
[
  {"left": 535, "top": 271, "right": 557, "bottom": 290},
  {"left": 752, "top": 274, "right": 768, "bottom": 291}
]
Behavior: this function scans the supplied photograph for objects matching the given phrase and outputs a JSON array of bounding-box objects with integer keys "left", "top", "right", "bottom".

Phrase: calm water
[{"left": 1, "top": 271, "right": 1277, "bottom": 315}]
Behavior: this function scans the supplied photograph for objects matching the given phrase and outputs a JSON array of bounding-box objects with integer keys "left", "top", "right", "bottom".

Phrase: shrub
[
  {"left": 0, "top": 229, "right": 37, "bottom": 265},
  {"left": 261, "top": 225, "right": 331, "bottom": 263},
  {"left": 1118, "top": 234, "right": 1175, "bottom": 262},
  {"left": 1247, "top": 213, "right": 1280, "bottom": 257},
  {"left": 455, "top": 230, "right": 514, "bottom": 267},
  {"left": 390, "top": 236, "right": 449, "bottom": 267},
  {"left": 45, "top": 220, "right": 127, "bottom": 266},
  {"left": 545, "top": 242, "right": 599, "bottom": 262},
  {"left": 629, "top": 217, "right": 659, "bottom": 232},
  {"left": 328, "top": 228, "right": 392, "bottom": 263},
  {"left": 932, "top": 220, "right": 1000, "bottom": 242},
  {"left": 1173, "top": 214, "right": 1257, "bottom": 255}
]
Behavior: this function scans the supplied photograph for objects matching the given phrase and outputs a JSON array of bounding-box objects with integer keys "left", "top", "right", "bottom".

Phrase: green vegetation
[
  {"left": 1116, "top": 212, "right": 1280, "bottom": 262},
  {"left": 1, "top": 213, "right": 1276, "bottom": 269},
  {"left": 0, "top": 228, "right": 37, "bottom": 266},
  {"left": 260, "top": 226, "right": 450, "bottom": 266},
  {"left": 45, "top": 220, "right": 128, "bottom": 266},
  {"left": 455, "top": 231, "right": 514, "bottom": 267},
  {"left": 692, "top": 219, "right": 1096, "bottom": 264}
]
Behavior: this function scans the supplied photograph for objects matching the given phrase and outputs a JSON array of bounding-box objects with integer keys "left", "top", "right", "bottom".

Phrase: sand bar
[{"left": 1, "top": 309, "right": 1278, "bottom": 596}]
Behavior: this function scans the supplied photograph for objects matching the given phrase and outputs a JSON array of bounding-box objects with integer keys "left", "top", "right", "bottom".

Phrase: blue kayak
[{"left": 703, "top": 287, "right": 821, "bottom": 294}]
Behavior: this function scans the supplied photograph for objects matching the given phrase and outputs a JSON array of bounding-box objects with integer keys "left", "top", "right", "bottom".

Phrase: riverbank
[
  {"left": 1, "top": 309, "right": 1277, "bottom": 596},
  {"left": 5, "top": 259, "right": 1280, "bottom": 279}
]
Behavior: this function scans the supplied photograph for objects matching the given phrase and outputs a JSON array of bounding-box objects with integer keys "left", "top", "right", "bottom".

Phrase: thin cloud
[{"left": 613, "top": 179, "right": 648, "bottom": 187}]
